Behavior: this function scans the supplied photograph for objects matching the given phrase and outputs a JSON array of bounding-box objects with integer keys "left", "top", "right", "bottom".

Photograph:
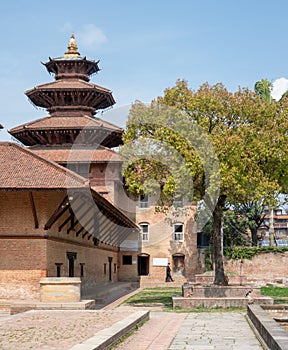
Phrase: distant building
[{"left": 258, "top": 207, "right": 288, "bottom": 246}]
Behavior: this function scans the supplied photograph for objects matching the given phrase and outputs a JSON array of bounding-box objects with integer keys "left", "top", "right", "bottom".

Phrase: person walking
[{"left": 165, "top": 262, "right": 174, "bottom": 282}]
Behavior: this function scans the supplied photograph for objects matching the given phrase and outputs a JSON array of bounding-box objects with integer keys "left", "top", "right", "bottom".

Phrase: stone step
[{"left": 0, "top": 304, "right": 10, "bottom": 317}]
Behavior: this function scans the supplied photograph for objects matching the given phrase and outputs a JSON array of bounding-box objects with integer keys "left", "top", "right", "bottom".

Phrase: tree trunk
[
  {"left": 251, "top": 227, "right": 258, "bottom": 246},
  {"left": 212, "top": 195, "right": 228, "bottom": 285}
]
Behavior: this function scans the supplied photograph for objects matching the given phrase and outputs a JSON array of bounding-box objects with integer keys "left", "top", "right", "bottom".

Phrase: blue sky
[{"left": 1, "top": 0, "right": 288, "bottom": 141}]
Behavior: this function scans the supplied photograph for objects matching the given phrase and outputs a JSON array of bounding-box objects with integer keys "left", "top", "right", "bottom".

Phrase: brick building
[
  {"left": 0, "top": 142, "right": 138, "bottom": 299},
  {"left": 1, "top": 34, "right": 198, "bottom": 299}
]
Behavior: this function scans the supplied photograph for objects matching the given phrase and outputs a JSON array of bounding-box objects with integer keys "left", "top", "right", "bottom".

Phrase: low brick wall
[
  {"left": 40, "top": 277, "right": 81, "bottom": 302},
  {"left": 225, "top": 252, "right": 288, "bottom": 285}
]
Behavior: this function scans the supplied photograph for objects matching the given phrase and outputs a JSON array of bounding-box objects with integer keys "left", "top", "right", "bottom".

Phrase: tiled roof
[
  {"left": 30, "top": 146, "right": 120, "bottom": 163},
  {"left": 0, "top": 142, "right": 88, "bottom": 189},
  {"left": 9, "top": 115, "right": 123, "bottom": 133},
  {"left": 26, "top": 79, "right": 113, "bottom": 93}
]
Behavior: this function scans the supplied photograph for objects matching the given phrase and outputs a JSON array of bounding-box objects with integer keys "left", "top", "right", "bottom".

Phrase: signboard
[{"left": 153, "top": 258, "right": 168, "bottom": 266}]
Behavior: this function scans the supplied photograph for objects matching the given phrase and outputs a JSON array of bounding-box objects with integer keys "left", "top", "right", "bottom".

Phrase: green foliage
[
  {"left": 121, "top": 79, "right": 288, "bottom": 285},
  {"left": 224, "top": 246, "right": 288, "bottom": 260},
  {"left": 261, "top": 286, "right": 288, "bottom": 297},
  {"left": 201, "top": 208, "right": 250, "bottom": 247},
  {"left": 254, "top": 79, "right": 274, "bottom": 103},
  {"left": 205, "top": 257, "right": 213, "bottom": 271}
]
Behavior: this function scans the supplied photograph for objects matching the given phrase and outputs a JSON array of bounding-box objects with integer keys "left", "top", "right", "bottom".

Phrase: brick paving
[
  {"left": 0, "top": 309, "right": 134, "bottom": 350},
  {"left": 115, "top": 311, "right": 186, "bottom": 350}
]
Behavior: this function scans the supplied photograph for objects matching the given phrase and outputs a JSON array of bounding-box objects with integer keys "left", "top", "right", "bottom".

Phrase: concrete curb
[
  {"left": 68, "top": 310, "right": 149, "bottom": 350},
  {"left": 247, "top": 304, "right": 288, "bottom": 350}
]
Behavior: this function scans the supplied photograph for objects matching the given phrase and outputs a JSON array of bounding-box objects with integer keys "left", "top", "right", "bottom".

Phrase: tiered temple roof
[{"left": 9, "top": 34, "right": 122, "bottom": 148}]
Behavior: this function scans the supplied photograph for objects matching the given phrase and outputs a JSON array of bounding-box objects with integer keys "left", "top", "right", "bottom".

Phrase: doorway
[
  {"left": 138, "top": 254, "right": 149, "bottom": 276},
  {"left": 66, "top": 252, "right": 77, "bottom": 277},
  {"left": 172, "top": 254, "right": 185, "bottom": 276}
]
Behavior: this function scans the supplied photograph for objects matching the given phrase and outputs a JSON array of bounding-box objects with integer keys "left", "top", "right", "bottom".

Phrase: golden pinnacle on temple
[{"left": 64, "top": 33, "right": 80, "bottom": 57}]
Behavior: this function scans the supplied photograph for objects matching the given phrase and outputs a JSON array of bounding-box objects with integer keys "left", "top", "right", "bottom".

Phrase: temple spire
[{"left": 64, "top": 33, "right": 80, "bottom": 57}]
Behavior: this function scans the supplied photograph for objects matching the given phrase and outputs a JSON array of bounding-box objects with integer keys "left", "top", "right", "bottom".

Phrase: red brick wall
[
  {"left": 225, "top": 252, "right": 288, "bottom": 285},
  {"left": 0, "top": 190, "right": 123, "bottom": 299},
  {"left": 0, "top": 238, "right": 46, "bottom": 299},
  {"left": 46, "top": 239, "right": 119, "bottom": 288}
]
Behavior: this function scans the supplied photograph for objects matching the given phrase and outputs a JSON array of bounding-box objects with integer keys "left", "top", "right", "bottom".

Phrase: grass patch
[
  {"left": 122, "top": 287, "right": 246, "bottom": 313},
  {"left": 171, "top": 306, "right": 246, "bottom": 313},
  {"left": 123, "top": 287, "right": 181, "bottom": 308},
  {"left": 261, "top": 286, "right": 288, "bottom": 298},
  {"left": 261, "top": 286, "right": 288, "bottom": 304}
]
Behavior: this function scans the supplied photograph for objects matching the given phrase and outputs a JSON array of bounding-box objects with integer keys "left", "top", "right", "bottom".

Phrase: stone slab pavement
[{"left": 114, "top": 309, "right": 264, "bottom": 350}]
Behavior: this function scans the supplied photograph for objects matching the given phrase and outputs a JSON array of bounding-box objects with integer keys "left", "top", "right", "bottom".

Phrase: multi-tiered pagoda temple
[
  {"left": 9, "top": 34, "right": 124, "bottom": 198},
  {"left": 10, "top": 34, "right": 122, "bottom": 148}
]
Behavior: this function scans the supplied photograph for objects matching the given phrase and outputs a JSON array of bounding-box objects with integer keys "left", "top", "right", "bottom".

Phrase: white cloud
[
  {"left": 77, "top": 24, "right": 107, "bottom": 51},
  {"left": 271, "top": 77, "right": 288, "bottom": 101}
]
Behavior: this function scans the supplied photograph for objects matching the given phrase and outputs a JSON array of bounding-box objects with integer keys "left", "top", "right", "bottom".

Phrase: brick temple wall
[
  {"left": 0, "top": 190, "right": 126, "bottom": 300},
  {"left": 0, "top": 238, "right": 46, "bottom": 299}
]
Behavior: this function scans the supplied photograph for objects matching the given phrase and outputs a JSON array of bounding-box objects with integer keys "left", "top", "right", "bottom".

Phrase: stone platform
[{"left": 172, "top": 283, "right": 273, "bottom": 309}]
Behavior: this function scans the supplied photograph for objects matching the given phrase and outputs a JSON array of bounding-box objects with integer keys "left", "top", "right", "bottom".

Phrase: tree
[
  {"left": 254, "top": 78, "right": 274, "bottom": 103},
  {"left": 233, "top": 201, "right": 266, "bottom": 246},
  {"left": 121, "top": 80, "right": 288, "bottom": 285},
  {"left": 254, "top": 78, "right": 288, "bottom": 246}
]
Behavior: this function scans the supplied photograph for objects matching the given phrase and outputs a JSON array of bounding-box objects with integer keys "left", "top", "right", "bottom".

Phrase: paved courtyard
[
  {"left": 0, "top": 309, "right": 135, "bottom": 350},
  {"left": 115, "top": 310, "right": 263, "bottom": 350}
]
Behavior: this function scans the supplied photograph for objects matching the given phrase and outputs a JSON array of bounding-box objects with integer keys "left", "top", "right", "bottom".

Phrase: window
[
  {"left": 122, "top": 255, "right": 132, "bottom": 265},
  {"left": 173, "top": 223, "right": 184, "bottom": 242},
  {"left": 139, "top": 194, "right": 149, "bottom": 208},
  {"left": 140, "top": 223, "right": 149, "bottom": 241}
]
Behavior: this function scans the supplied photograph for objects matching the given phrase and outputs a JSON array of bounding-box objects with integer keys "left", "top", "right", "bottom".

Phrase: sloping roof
[
  {"left": 0, "top": 142, "right": 88, "bottom": 189},
  {"left": 9, "top": 115, "right": 123, "bottom": 133},
  {"left": 26, "top": 79, "right": 113, "bottom": 93},
  {"left": 30, "top": 146, "right": 120, "bottom": 163}
]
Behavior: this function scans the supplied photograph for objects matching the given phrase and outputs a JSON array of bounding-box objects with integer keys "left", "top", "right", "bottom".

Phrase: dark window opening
[
  {"left": 55, "top": 263, "right": 63, "bottom": 277},
  {"left": 108, "top": 257, "right": 113, "bottom": 281},
  {"left": 80, "top": 263, "right": 85, "bottom": 277},
  {"left": 122, "top": 255, "right": 133, "bottom": 265},
  {"left": 103, "top": 263, "right": 107, "bottom": 275},
  {"left": 114, "top": 263, "right": 117, "bottom": 273},
  {"left": 66, "top": 252, "right": 77, "bottom": 277},
  {"left": 138, "top": 254, "right": 149, "bottom": 276}
]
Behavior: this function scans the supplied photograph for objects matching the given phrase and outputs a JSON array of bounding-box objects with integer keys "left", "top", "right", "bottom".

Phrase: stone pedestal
[
  {"left": 40, "top": 277, "right": 81, "bottom": 302},
  {"left": 172, "top": 283, "right": 274, "bottom": 309}
]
